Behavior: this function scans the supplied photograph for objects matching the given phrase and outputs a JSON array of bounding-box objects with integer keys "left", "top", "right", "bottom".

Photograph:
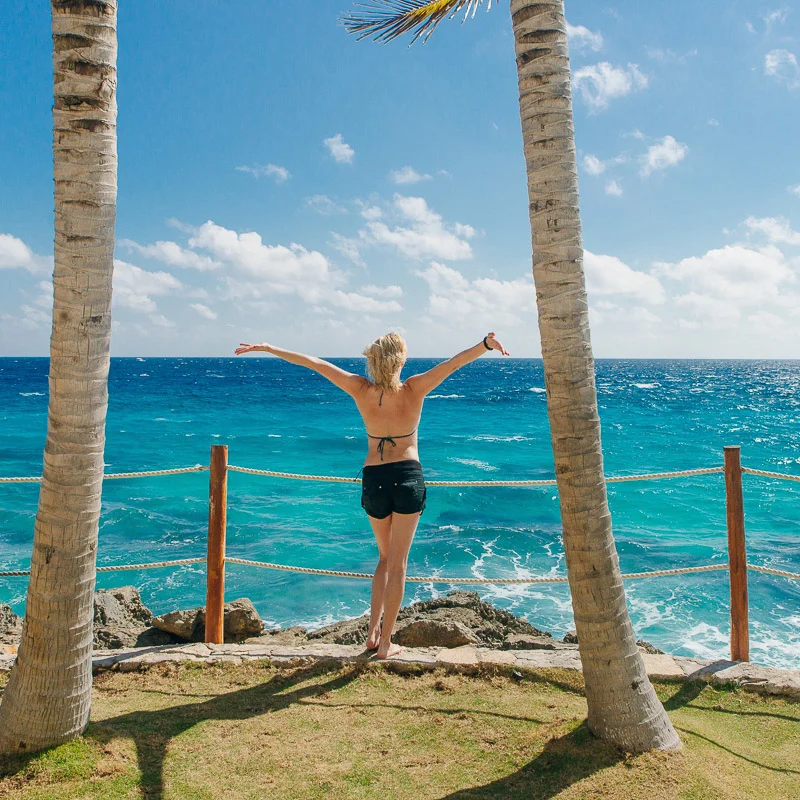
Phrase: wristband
[{"left": 483, "top": 336, "right": 492, "bottom": 351}]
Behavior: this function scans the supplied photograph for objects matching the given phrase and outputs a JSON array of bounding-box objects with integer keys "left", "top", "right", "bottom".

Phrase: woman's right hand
[
  {"left": 485, "top": 332, "right": 510, "bottom": 356},
  {"left": 235, "top": 342, "right": 270, "bottom": 355}
]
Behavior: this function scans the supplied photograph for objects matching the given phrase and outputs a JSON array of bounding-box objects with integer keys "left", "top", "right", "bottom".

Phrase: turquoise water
[{"left": 1, "top": 357, "right": 799, "bottom": 668}]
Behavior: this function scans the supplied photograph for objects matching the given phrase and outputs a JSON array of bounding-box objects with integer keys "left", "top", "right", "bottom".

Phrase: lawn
[{"left": 0, "top": 660, "right": 798, "bottom": 799}]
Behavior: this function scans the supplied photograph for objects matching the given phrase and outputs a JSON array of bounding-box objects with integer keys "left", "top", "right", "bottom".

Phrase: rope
[
  {"left": 227, "top": 464, "right": 725, "bottom": 487},
  {"left": 225, "top": 557, "right": 730, "bottom": 584},
  {"left": 0, "top": 557, "right": 206, "bottom": 578},
  {"left": 747, "top": 564, "right": 800, "bottom": 581},
  {"left": 0, "top": 465, "right": 209, "bottom": 484},
  {"left": 742, "top": 467, "right": 800, "bottom": 483}
]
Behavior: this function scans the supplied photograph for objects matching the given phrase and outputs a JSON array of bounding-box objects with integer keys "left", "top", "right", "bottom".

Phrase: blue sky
[{"left": 1, "top": 0, "right": 799, "bottom": 357}]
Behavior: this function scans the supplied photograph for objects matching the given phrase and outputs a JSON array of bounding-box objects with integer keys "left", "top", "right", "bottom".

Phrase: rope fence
[
  {"left": 2, "top": 560, "right": 796, "bottom": 584},
  {"left": 1, "top": 444, "right": 798, "bottom": 661}
]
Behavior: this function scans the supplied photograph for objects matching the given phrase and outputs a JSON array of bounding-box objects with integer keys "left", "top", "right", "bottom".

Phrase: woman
[{"left": 235, "top": 332, "right": 510, "bottom": 658}]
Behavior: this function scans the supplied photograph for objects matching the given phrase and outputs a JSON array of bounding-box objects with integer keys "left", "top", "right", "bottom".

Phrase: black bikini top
[
  {"left": 368, "top": 389, "right": 416, "bottom": 460},
  {"left": 367, "top": 430, "right": 417, "bottom": 461}
]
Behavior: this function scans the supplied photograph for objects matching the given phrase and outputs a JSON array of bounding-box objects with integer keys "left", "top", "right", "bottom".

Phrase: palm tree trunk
[
  {"left": 510, "top": 0, "right": 680, "bottom": 752},
  {"left": 0, "top": 0, "right": 117, "bottom": 754}
]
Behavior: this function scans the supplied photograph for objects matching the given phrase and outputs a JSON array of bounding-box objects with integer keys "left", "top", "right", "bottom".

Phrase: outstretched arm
[
  {"left": 405, "top": 333, "right": 509, "bottom": 397},
  {"left": 235, "top": 342, "right": 366, "bottom": 397}
]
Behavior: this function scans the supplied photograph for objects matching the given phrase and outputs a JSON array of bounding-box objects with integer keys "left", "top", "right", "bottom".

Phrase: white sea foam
[
  {"left": 19, "top": 392, "right": 45, "bottom": 397},
  {"left": 632, "top": 383, "right": 658, "bottom": 389},
  {"left": 428, "top": 394, "right": 464, "bottom": 399},
  {"left": 267, "top": 434, "right": 281, "bottom": 438},
  {"left": 528, "top": 387, "right": 546, "bottom": 393},
  {"left": 449, "top": 457, "right": 499, "bottom": 472}
]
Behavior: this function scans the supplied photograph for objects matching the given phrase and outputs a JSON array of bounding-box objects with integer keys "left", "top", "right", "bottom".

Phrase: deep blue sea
[{"left": 1, "top": 358, "right": 799, "bottom": 668}]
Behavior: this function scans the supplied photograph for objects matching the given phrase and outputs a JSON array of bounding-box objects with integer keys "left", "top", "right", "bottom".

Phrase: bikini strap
[{"left": 366, "top": 430, "right": 417, "bottom": 461}]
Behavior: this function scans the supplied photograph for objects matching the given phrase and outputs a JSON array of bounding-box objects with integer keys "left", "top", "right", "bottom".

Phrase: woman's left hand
[
  {"left": 235, "top": 342, "right": 268, "bottom": 355},
  {"left": 485, "top": 332, "right": 510, "bottom": 356}
]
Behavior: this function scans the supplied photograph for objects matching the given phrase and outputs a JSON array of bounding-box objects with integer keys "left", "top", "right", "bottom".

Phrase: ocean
[{"left": 1, "top": 357, "right": 799, "bottom": 668}]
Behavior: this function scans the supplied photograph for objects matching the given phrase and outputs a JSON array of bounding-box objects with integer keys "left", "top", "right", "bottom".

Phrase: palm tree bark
[
  {"left": 0, "top": 0, "right": 117, "bottom": 754},
  {"left": 510, "top": 0, "right": 680, "bottom": 752}
]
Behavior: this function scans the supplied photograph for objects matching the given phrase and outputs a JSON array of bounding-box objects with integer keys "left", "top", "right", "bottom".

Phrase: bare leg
[
  {"left": 376, "top": 512, "right": 420, "bottom": 659},
  {"left": 366, "top": 514, "right": 392, "bottom": 649}
]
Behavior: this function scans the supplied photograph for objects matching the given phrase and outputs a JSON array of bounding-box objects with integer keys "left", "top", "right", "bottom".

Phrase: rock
[
  {"left": 221, "top": 598, "right": 264, "bottom": 641},
  {"left": 560, "top": 630, "right": 664, "bottom": 655},
  {"left": 394, "top": 620, "right": 479, "bottom": 648},
  {"left": 0, "top": 605, "right": 22, "bottom": 646},
  {"left": 307, "top": 590, "right": 551, "bottom": 648},
  {"left": 503, "top": 634, "right": 573, "bottom": 651},
  {"left": 247, "top": 626, "right": 308, "bottom": 645},
  {"left": 93, "top": 587, "right": 177, "bottom": 649},
  {"left": 153, "top": 598, "right": 264, "bottom": 643},
  {"left": 636, "top": 639, "right": 665, "bottom": 655},
  {"left": 153, "top": 607, "right": 205, "bottom": 641}
]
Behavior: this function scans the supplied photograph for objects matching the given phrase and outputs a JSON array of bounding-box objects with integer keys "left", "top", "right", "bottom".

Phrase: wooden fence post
[
  {"left": 724, "top": 445, "right": 749, "bottom": 662},
  {"left": 206, "top": 444, "right": 228, "bottom": 644}
]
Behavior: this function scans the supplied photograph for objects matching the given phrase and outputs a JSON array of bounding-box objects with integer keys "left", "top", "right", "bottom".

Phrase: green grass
[{"left": 1, "top": 661, "right": 799, "bottom": 799}]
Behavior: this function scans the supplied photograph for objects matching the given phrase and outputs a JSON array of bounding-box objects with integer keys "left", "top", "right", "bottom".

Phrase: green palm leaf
[{"left": 343, "top": 0, "right": 493, "bottom": 45}]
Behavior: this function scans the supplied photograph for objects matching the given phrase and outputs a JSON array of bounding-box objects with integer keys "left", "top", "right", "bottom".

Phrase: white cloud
[
  {"left": 565, "top": 22, "right": 603, "bottom": 52},
  {"left": 191, "top": 303, "right": 217, "bottom": 320},
  {"left": 417, "top": 262, "right": 536, "bottom": 325},
  {"left": 235, "top": 163, "right": 291, "bottom": 183},
  {"left": 305, "top": 195, "right": 348, "bottom": 215},
  {"left": 360, "top": 284, "right": 403, "bottom": 299},
  {"left": 324, "top": 133, "right": 355, "bottom": 164},
  {"left": 764, "top": 8, "right": 789, "bottom": 28},
  {"left": 329, "top": 232, "right": 365, "bottom": 266},
  {"left": 149, "top": 314, "right": 176, "bottom": 328},
  {"left": 0, "top": 234, "right": 51, "bottom": 273},
  {"left": 765, "top": 49, "right": 800, "bottom": 88},
  {"left": 189, "top": 222, "right": 336, "bottom": 300},
  {"left": 360, "top": 205, "right": 383, "bottom": 221},
  {"left": 655, "top": 244, "right": 795, "bottom": 310},
  {"left": 640, "top": 135, "right": 688, "bottom": 177},
  {"left": 645, "top": 47, "right": 698, "bottom": 63},
  {"left": 330, "top": 290, "right": 402, "bottom": 313},
  {"left": 390, "top": 166, "right": 432, "bottom": 185},
  {"left": 744, "top": 216, "right": 800, "bottom": 245},
  {"left": 708, "top": 118, "right": 720, "bottom": 126},
  {"left": 584, "top": 251, "right": 666, "bottom": 304},
  {"left": 572, "top": 62, "right": 648, "bottom": 112},
  {"left": 361, "top": 194, "right": 474, "bottom": 261},
  {"left": 583, "top": 154, "right": 606, "bottom": 175},
  {"left": 113, "top": 259, "right": 182, "bottom": 314},
  {"left": 605, "top": 180, "right": 623, "bottom": 197},
  {"left": 120, "top": 239, "right": 220, "bottom": 271},
  {"left": 788, "top": 184, "right": 800, "bottom": 197}
]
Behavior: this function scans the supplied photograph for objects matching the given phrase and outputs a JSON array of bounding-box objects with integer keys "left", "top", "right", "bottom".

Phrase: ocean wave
[
  {"left": 528, "top": 387, "right": 546, "bottom": 393},
  {"left": 428, "top": 394, "right": 464, "bottom": 399},
  {"left": 632, "top": 383, "right": 658, "bottom": 389},
  {"left": 19, "top": 392, "right": 45, "bottom": 397},
  {"left": 449, "top": 457, "right": 499, "bottom": 472}
]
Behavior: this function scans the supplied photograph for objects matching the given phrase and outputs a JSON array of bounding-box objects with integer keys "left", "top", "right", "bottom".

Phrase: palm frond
[{"left": 343, "top": 0, "right": 492, "bottom": 45}]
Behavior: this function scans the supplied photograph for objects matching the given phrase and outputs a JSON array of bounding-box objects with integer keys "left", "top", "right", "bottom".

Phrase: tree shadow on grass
[
  {"left": 48, "top": 660, "right": 359, "bottom": 800},
  {"left": 440, "top": 721, "right": 625, "bottom": 800}
]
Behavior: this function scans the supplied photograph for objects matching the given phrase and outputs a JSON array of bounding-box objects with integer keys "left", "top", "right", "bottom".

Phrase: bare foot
[
  {"left": 366, "top": 627, "right": 381, "bottom": 650},
  {"left": 375, "top": 642, "right": 404, "bottom": 660}
]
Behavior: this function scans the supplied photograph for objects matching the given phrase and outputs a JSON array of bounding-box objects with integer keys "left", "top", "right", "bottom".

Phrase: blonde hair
[{"left": 363, "top": 332, "right": 407, "bottom": 392}]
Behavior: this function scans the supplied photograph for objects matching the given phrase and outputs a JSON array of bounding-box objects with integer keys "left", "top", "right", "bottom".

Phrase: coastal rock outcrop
[
  {"left": 394, "top": 619, "right": 479, "bottom": 648},
  {"left": 0, "top": 605, "right": 22, "bottom": 647},
  {"left": 93, "top": 587, "right": 176, "bottom": 648},
  {"left": 258, "top": 591, "right": 554, "bottom": 649},
  {"left": 562, "top": 629, "right": 664, "bottom": 655},
  {"left": 153, "top": 598, "right": 264, "bottom": 643}
]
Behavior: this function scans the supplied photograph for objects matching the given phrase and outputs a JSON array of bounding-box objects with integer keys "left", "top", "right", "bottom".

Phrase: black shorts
[{"left": 361, "top": 460, "right": 426, "bottom": 520}]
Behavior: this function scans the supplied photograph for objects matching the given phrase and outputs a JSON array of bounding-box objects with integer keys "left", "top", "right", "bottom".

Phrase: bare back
[{"left": 353, "top": 381, "right": 424, "bottom": 466}]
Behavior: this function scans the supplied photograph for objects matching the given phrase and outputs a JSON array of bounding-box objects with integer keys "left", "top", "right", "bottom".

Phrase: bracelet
[{"left": 483, "top": 336, "right": 492, "bottom": 351}]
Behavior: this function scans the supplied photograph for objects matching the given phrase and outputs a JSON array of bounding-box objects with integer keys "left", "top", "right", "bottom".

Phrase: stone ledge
[{"left": 1, "top": 645, "right": 797, "bottom": 700}]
